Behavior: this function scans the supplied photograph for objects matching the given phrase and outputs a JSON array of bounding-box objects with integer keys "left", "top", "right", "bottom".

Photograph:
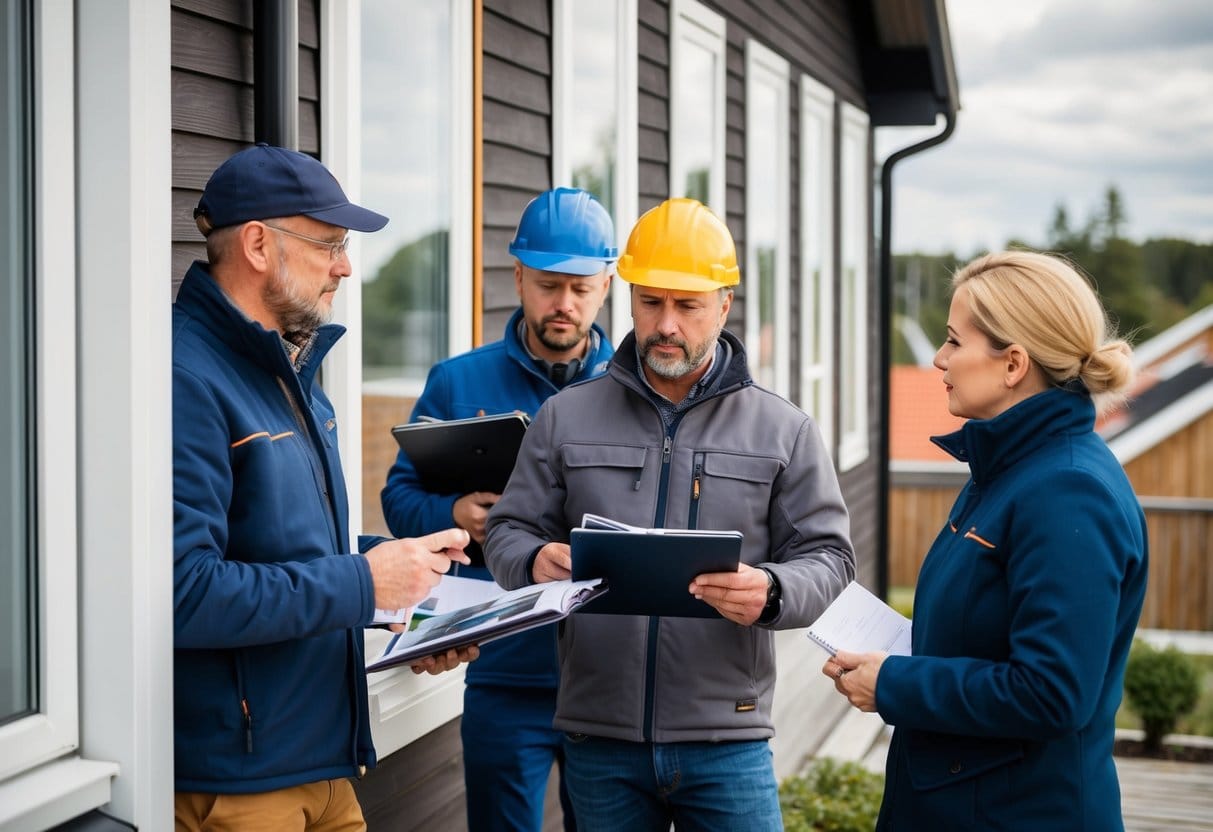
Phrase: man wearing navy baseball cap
[{"left": 172, "top": 144, "right": 476, "bottom": 830}]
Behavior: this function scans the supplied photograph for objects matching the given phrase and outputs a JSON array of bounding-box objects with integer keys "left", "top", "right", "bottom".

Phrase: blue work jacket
[
  {"left": 875, "top": 387, "right": 1148, "bottom": 831},
  {"left": 173, "top": 263, "right": 379, "bottom": 793}
]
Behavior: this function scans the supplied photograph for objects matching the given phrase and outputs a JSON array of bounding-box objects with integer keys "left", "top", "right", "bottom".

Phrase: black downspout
[
  {"left": 253, "top": 0, "right": 299, "bottom": 149},
  {"left": 875, "top": 111, "right": 955, "bottom": 599}
]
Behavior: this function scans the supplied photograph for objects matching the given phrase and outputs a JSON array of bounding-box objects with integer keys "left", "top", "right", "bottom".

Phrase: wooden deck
[
  {"left": 810, "top": 716, "right": 1213, "bottom": 829},
  {"left": 1119, "top": 755, "right": 1213, "bottom": 831}
]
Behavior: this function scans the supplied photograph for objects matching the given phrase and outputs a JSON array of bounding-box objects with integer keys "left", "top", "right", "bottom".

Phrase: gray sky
[{"left": 878, "top": 0, "right": 1213, "bottom": 255}]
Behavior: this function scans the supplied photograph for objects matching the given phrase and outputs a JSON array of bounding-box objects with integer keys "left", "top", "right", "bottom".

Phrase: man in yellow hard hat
[{"left": 484, "top": 198, "right": 855, "bottom": 831}]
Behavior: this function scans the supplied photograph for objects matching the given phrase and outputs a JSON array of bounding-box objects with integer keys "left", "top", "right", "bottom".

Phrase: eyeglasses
[{"left": 263, "top": 222, "right": 350, "bottom": 261}]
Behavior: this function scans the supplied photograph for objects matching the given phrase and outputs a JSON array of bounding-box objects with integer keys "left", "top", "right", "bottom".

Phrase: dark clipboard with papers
[
  {"left": 390, "top": 412, "right": 530, "bottom": 496},
  {"left": 570, "top": 514, "right": 742, "bottom": 618}
]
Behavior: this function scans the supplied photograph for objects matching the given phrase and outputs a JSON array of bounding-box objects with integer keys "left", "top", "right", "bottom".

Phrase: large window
[
  {"left": 744, "top": 40, "right": 790, "bottom": 397},
  {"left": 553, "top": 0, "right": 638, "bottom": 341},
  {"left": 838, "top": 103, "right": 871, "bottom": 470},
  {"left": 360, "top": 1, "right": 471, "bottom": 393},
  {"left": 670, "top": 0, "right": 725, "bottom": 216},
  {"left": 798, "top": 74, "right": 836, "bottom": 454},
  {"left": 1, "top": 0, "right": 33, "bottom": 733}
]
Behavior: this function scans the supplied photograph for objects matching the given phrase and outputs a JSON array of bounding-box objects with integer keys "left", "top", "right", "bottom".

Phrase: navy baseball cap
[{"left": 194, "top": 143, "right": 388, "bottom": 233}]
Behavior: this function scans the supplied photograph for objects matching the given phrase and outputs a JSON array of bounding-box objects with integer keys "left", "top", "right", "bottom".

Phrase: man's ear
[
  {"left": 514, "top": 261, "right": 524, "bottom": 299},
  {"left": 1003, "top": 344, "right": 1033, "bottom": 388},
  {"left": 239, "top": 222, "right": 275, "bottom": 274}
]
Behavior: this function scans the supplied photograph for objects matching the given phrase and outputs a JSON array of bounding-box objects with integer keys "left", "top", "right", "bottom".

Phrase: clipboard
[
  {"left": 390, "top": 412, "right": 530, "bottom": 495},
  {"left": 570, "top": 526, "right": 742, "bottom": 618}
]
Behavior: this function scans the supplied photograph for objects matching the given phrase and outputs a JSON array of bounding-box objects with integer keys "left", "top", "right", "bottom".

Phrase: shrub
[
  {"left": 779, "top": 757, "right": 885, "bottom": 832},
  {"left": 1123, "top": 641, "right": 1201, "bottom": 751}
]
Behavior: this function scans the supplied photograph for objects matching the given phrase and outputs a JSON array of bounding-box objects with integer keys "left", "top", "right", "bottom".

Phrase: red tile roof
[{"left": 889, "top": 365, "right": 966, "bottom": 462}]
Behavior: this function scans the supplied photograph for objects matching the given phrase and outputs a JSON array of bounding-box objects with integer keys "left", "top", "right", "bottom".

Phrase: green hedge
[
  {"left": 1123, "top": 640, "right": 1201, "bottom": 751},
  {"left": 779, "top": 758, "right": 885, "bottom": 831}
]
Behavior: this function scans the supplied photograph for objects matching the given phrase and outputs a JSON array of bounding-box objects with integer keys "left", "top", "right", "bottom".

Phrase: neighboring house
[
  {"left": 889, "top": 307, "right": 1213, "bottom": 630},
  {"left": 2, "top": 1, "right": 956, "bottom": 829}
]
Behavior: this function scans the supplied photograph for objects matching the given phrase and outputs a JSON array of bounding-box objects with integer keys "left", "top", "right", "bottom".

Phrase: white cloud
[{"left": 886, "top": 0, "right": 1213, "bottom": 252}]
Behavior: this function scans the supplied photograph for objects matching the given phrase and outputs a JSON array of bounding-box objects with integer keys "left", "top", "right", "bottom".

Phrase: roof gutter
[{"left": 875, "top": 110, "right": 955, "bottom": 598}]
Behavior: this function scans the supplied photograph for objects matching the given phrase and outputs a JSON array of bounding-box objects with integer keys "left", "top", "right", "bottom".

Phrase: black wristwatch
[{"left": 757, "top": 568, "right": 782, "bottom": 624}]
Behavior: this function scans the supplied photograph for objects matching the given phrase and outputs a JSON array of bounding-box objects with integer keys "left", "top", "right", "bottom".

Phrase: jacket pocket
[
  {"left": 695, "top": 453, "right": 782, "bottom": 541},
  {"left": 906, "top": 731, "right": 1024, "bottom": 791},
  {"left": 561, "top": 443, "right": 649, "bottom": 502}
]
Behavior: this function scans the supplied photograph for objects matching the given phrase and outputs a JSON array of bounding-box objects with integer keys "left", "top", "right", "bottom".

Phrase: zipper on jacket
[
  {"left": 644, "top": 416, "right": 683, "bottom": 740},
  {"left": 241, "top": 697, "right": 254, "bottom": 753},
  {"left": 642, "top": 616, "right": 660, "bottom": 741},
  {"left": 235, "top": 653, "right": 254, "bottom": 754},
  {"left": 688, "top": 452, "right": 704, "bottom": 530},
  {"left": 275, "top": 377, "right": 340, "bottom": 547}
]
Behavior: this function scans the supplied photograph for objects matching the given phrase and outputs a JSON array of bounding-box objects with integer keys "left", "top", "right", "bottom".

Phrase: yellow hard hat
[{"left": 616, "top": 198, "right": 740, "bottom": 292}]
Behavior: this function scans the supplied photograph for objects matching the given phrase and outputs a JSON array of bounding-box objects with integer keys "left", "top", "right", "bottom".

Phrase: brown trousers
[{"left": 175, "top": 778, "right": 365, "bottom": 832}]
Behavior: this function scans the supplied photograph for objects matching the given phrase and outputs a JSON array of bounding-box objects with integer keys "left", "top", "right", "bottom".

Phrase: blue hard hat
[{"left": 508, "top": 187, "right": 618, "bottom": 276}]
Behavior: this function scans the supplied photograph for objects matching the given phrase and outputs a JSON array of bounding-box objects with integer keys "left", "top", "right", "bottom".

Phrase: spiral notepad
[{"left": 807, "top": 581, "right": 912, "bottom": 656}]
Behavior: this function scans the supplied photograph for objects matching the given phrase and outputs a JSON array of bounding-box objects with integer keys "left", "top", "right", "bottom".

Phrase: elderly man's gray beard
[
  {"left": 264, "top": 244, "right": 333, "bottom": 341},
  {"left": 640, "top": 322, "right": 721, "bottom": 380}
]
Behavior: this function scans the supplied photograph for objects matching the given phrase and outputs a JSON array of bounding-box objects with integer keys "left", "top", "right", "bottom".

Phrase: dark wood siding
[
  {"left": 170, "top": 0, "right": 321, "bottom": 294},
  {"left": 481, "top": 0, "right": 554, "bottom": 340}
]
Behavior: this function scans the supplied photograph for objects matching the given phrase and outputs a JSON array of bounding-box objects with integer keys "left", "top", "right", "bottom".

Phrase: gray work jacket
[{"left": 484, "top": 329, "right": 855, "bottom": 743}]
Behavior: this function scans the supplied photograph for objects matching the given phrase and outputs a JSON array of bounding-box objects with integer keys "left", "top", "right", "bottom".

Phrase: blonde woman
[{"left": 826, "top": 250, "right": 1147, "bottom": 831}]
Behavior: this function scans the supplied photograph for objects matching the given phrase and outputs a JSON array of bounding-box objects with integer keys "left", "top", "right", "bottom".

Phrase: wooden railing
[{"left": 889, "top": 473, "right": 1213, "bottom": 631}]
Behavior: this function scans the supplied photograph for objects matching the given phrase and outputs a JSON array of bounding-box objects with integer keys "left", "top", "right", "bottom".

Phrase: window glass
[
  {"left": 360, "top": 2, "right": 452, "bottom": 386},
  {"left": 798, "top": 76, "right": 835, "bottom": 452},
  {"left": 674, "top": 40, "right": 714, "bottom": 204},
  {"left": 568, "top": 0, "right": 618, "bottom": 216},
  {"left": 838, "top": 103, "right": 870, "bottom": 470},
  {"left": 1, "top": 0, "right": 34, "bottom": 727}
]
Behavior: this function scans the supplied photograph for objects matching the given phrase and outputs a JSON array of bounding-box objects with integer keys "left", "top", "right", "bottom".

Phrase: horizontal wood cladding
[
  {"left": 481, "top": 0, "right": 554, "bottom": 326},
  {"left": 483, "top": 53, "right": 551, "bottom": 116},
  {"left": 171, "top": 0, "right": 322, "bottom": 281},
  {"left": 1121, "top": 414, "right": 1213, "bottom": 498},
  {"left": 638, "top": 0, "right": 670, "bottom": 210}
]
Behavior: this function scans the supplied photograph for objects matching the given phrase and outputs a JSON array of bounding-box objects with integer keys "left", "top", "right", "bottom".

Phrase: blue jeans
[
  {"left": 461, "top": 685, "right": 575, "bottom": 832},
  {"left": 562, "top": 734, "right": 782, "bottom": 832}
]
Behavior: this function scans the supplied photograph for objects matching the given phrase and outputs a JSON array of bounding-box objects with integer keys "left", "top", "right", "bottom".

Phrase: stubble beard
[
  {"left": 264, "top": 245, "right": 334, "bottom": 340},
  {"left": 640, "top": 327, "right": 719, "bottom": 380},
  {"left": 535, "top": 314, "right": 588, "bottom": 353}
]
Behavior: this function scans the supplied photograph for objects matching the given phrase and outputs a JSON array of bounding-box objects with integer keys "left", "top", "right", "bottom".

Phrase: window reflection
[
  {"left": 675, "top": 41, "right": 714, "bottom": 203},
  {"left": 360, "top": 2, "right": 452, "bottom": 384},
  {"left": 569, "top": 0, "right": 618, "bottom": 215},
  {"left": 1, "top": 0, "right": 34, "bottom": 726},
  {"left": 749, "top": 82, "right": 778, "bottom": 388}
]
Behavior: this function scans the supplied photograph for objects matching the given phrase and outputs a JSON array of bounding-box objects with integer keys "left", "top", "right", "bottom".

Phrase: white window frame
[
  {"left": 0, "top": 0, "right": 82, "bottom": 788},
  {"left": 798, "top": 74, "right": 836, "bottom": 455},
  {"left": 743, "top": 40, "right": 790, "bottom": 398},
  {"left": 669, "top": 0, "right": 726, "bottom": 217},
  {"left": 322, "top": 0, "right": 474, "bottom": 757},
  {"left": 3, "top": 1, "right": 175, "bottom": 828},
  {"left": 838, "top": 102, "right": 871, "bottom": 471},
  {"left": 552, "top": 0, "right": 639, "bottom": 343}
]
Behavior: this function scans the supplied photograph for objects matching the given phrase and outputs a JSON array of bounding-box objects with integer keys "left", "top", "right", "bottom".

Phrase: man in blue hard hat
[{"left": 381, "top": 187, "right": 617, "bottom": 831}]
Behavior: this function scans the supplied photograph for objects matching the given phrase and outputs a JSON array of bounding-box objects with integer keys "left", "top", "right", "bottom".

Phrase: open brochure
[
  {"left": 367, "top": 578, "right": 607, "bottom": 672},
  {"left": 571, "top": 513, "right": 742, "bottom": 618},
  {"left": 807, "top": 581, "right": 912, "bottom": 657},
  {"left": 373, "top": 573, "right": 508, "bottom": 628}
]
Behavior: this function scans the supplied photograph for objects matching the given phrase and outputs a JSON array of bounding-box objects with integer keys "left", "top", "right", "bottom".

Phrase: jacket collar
[
  {"left": 611, "top": 328, "right": 752, "bottom": 396},
  {"left": 501, "top": 306, "right": 613, "bottom": 388},
  {"left": 931, "top": 387, "right": 1096, "bottom": 484},
  {"left": 177, "top": 261, "right": 345, "bottom": 394}
]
